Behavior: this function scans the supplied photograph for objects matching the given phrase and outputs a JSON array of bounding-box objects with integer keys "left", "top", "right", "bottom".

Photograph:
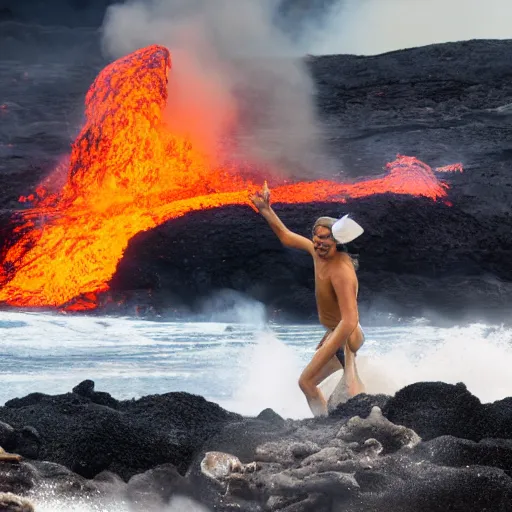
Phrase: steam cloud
[
  {"left": 307, "top": 0, "right": 512, "bottom": 56},
  {"left": 101, "top": 0, "right": 334, "bottom": 180},
  {"left": 100, "top": 0, "right": 512, "bottom": 178}
]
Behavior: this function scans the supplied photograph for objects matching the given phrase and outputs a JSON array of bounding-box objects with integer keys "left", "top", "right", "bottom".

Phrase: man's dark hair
[{"left": 337, "top": 243, "right": 359, "bottom": 270}]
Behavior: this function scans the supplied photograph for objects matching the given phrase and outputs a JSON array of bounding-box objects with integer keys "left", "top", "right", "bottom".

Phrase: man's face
[{"left": 313, "top": 226, "right": 336, "bottom": 259}]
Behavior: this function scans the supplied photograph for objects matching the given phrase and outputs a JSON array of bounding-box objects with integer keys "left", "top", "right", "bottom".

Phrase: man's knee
[
  {"left": 298, "top": 374, "right": 314, "bottom": 396},
  {"left": 348, "top": 328, "right": 365, "bottom": 353}
]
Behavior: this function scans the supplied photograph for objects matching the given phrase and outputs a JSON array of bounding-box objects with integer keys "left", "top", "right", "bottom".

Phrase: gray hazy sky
[{"left": 307, "top": 0, "right": 512, "bottom": 55}]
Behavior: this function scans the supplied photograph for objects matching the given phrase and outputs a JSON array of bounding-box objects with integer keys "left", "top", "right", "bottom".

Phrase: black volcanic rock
[
  {"left": 2, "top": 382, "right": 512, "bottom": 510},
  {"left": 0, "top": 380, "right": 241, "bottom": 480},
  {"left": 0, "top": 459, "right": 126, "bottom": 505},
  {"left": 382, "top": 382, "right": 512, "bottom": 443},
  {"left": 126, "top": 463, "right": 192, "bottom": 511},
  {"left": 330, "top": 392, "right": 391, "bottom": 420},
  {"left": 383, "top": 382, "right": 482, "bottom": 441},
  {"left": 413, "top": 436, "right": 512, "bottom": 475}
]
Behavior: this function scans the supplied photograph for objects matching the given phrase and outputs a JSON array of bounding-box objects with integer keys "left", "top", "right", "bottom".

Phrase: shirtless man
[{"left": 250, "top": 183, "right": 365, "bottom": 417}]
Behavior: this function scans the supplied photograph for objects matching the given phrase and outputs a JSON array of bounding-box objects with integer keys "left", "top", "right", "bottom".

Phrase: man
[{"left": 250, "top": 182, "right": 365, "bottom": 417}]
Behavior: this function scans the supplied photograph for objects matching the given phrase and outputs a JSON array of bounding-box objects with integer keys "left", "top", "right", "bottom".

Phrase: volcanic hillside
[{"left": 1, "top": 33, "right": 511, "bottom": 322}]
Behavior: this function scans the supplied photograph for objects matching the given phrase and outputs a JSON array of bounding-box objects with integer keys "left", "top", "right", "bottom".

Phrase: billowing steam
[{"left": 101, "top": 0, "right": 333, "bottom": 179}]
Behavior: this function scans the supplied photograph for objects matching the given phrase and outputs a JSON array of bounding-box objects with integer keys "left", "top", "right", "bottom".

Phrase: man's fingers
[
  {"left": 249, "top": 193, "right": 264, "bottom": 210},
  {"left": 249, "top": 185, "right": 270, "bottom": 208},
  {"left": 263, "top": 181, "right": 270, "bottom": 202}
]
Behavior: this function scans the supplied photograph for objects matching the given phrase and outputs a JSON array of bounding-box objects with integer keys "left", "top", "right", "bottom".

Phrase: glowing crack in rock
[{"left": 0, "top": 45, "right": 463, "bottom": 310}]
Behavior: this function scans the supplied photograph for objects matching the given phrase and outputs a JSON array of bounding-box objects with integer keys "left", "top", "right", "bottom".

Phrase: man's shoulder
[{"left": 330, "top": 255, "right": 357, "bottom": 279}]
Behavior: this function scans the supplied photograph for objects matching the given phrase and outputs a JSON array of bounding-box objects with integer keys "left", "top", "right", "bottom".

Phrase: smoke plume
[{"left": 101, "top": 0, "right": 334, "bottom": 180}]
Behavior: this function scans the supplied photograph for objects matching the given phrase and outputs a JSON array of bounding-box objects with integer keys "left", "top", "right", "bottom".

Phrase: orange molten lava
[
  {"left": 435, "top": 163, "right": 464, "bottom": 173},
  {"left": 0, "top": 45, "right": 462, "bottom": 310}
]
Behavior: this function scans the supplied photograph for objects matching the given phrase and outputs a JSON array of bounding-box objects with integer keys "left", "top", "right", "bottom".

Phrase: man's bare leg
[
  {"left": 305, "top": 393, "right": 327, "bottom": 417},
  {"left": 298, "top": 333, "right": 343, "bottom": 417},
  {"left": 314, "top": 356, "right": 343, "bottom": 385},
  {"left": 299, "top": 358, "right": 342, "bottom": 417},
  {"left": 313, "top": 330, "right": 343, "bottom": 383},
  {"left": 302, "top": 356, "right": 346, "bottom": 417},
  {"left": 343, "top": 326, "right": 366, "bottom": 396},
  {"left": 343, "top": 346, "right": 365, "bottom": 397},
  {"left": 299, "top": 326, "right": 366, "bottom": 417},
  {"left": 299, "top": 365, "right": 329, "bottom": 417},
  {"left": 327, "top": 327, "right": 365, "bottom": 409},
  {"left": 299, "top": 352, "right": 343, "bottom": 417}
]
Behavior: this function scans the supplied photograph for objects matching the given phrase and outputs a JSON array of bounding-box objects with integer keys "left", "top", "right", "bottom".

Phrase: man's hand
[
  {"left": 248, "top": 181, "right": 314, "bottom": 254},
  {"left": 250, "top": 181, "right": 271, "bottom": 213}
]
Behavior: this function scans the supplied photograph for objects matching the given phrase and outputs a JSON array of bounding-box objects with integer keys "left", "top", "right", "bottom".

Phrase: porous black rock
[
  {"left": 330, "top": 392, "right": 391, "bottom": 420},
  {"left": 72, "top": 379, "right": 118, "bottom": 408},
  {"left": 383, "top": 381, "right": 482, "bottom": 440},
  {"left": 11, "top": 427, "right": 40, "bottom": 460},
  {"left": 382, "top": 381, "right": 512, "bottom": 442},
  {"left": 0, "top": 421, "right": 14, "bottom": 448},
  {"left": 413, "top": 436, "right": 512, "bottom": 475},
  {"left": 72, "top": 380, "right": 95, "bottom": 396},
  {"left": 0, "top": 380, "right": 241, "bottom": 480},
  {"left": 257, "top": 409, "right": 286, "bottom": 425},
  {"left": 477, "top": 397, "right": 512, "bottom": 440},
  {"left": 0, "top": 459, "right": 127, "bottom": 508},
  {"left": 0, "top": 461, "right": 38, "bottom": 496}
]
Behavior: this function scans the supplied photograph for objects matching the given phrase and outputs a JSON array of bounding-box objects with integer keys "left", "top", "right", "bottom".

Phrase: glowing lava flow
[{"left": 0, "top": 44, "right": 462, "bottom": 310}]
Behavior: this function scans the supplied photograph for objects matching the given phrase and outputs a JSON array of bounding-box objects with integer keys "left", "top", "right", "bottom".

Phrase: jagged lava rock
[
  {"left": 383, "top": 381, "right": 512, "bottom": 441},
  {"left": 0, "top": 380, "right": 240, "bottom": 480}
]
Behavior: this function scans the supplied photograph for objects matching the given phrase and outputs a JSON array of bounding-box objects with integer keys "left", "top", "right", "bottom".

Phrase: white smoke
[
  {"left": 100, "top": 0, "right": 333, "bottom": 179},
  {"left": 307, "top": 0, "right": 512, "bottom": 56}
]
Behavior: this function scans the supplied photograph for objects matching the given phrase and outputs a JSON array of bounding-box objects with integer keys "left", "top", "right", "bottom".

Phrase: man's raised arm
[{"left": 250, "top": 182, "right": 313, "bottom": 254}]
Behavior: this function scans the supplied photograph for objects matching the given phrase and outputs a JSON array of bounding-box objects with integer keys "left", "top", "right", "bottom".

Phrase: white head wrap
[{"left": 331, "top": 214, "right": 364, "bottom": 244}]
